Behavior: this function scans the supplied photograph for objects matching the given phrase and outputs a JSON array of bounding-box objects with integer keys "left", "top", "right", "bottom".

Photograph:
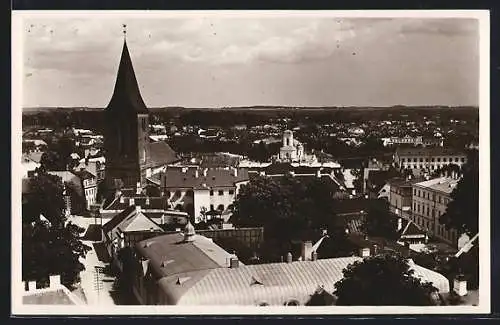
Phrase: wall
[{"left": 197, "top": 227, "right": 264, "bottom": 251}]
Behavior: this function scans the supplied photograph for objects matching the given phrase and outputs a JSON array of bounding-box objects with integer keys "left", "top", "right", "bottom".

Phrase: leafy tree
[
  {"left": 334, "top": 254, "right": 440, "bottom": 306},
  {"left": 361, "top": 199, "right": 399, "bottom": 240},
  {"left": 22, "top": 170, "right": 91, "bottom": 286},
  {"left": 440, "top": 149, "right": 478, "bottom": 235},
  {"left": 231, "top": 175, "right": 339, "bottom": 256}
]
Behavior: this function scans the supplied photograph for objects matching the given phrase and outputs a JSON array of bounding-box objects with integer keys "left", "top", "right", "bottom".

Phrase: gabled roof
[
  {"left": 399, "top": 219, "right": 426, "bottom": 238},
  {"left": 103, "top": 195, "right": 169, "bottom": 211},
  {"left": 106, "top": 40, "right": 148, "bottom": 114},
  {"left": 102, "top": 205, "right": 163, "bottom": 241},
  {"left": 148, "top": 142, "right": 179, "bottom": 167}
]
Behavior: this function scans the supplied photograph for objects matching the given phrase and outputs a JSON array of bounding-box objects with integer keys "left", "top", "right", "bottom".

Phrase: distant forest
[{"left": 22, "top": 106, "right": 479, "bottom": 132}]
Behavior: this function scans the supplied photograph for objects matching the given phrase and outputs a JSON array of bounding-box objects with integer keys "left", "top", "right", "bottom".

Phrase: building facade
[
  {"left": 394, "top": 147, "right": 467, "bottom": 176},
  {"left": 411, "top": 177, "right": 460, "bottom": 246},
  {"left": 161, "top": 166, "right": 249, "bottom": 223}
]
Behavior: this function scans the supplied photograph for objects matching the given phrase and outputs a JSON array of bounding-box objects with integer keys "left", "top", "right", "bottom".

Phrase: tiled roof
[
  {"left": 162, "top": 167, "right": 249, "bottom": 189},
  {"left": 396, "top": 147, "right": 466, "bottom": 157},
  {"left": 148, "top": 141, "right": 179, "bottom": 167},
  {"left": 106, "top": 40, "right": 148, "bottom": 114}
]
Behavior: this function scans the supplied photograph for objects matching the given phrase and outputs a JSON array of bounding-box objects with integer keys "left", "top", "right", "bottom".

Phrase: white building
[
  {"left": 161, "top": 167, "right": 249, "bottom": 223},
  {"left": 394, "top": 147, "right": 467, "bottom": 176},
  {"left": 412, "top": 176, "right": 461, "bottom": 246},
  {"left": 278, "top": 130, "right": 317, "bottom": 163}
]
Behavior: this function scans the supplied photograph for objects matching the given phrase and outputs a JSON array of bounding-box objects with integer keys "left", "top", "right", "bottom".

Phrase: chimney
[
  {"left": 453, "top": 275, "right": 468, "bottom": 297},
  {"left": 129, "top": 198, "right": 135, "bottom": 206},
  {"left": 301, "top": 241, "right": 313, "bottom": 261},
  {"left": 316, "top": 169, "right": 321, "bottom": 178},
  {"left": 359, "top": 247, "right": 370, "bottom": 258},
  {"left": 28, "top": 281, "right": 37, "bottom": 291},
  {"left": 136, "top": 182, "right": 141, "bottom": 195},
  {"left": 195, "top": 169, "right": 199, "bottom": 178},
  {"left": 203, "top": 168, "right": 208, "bottom": 177},
  {"left": 233, "top": 167, "right": 238, "bottom": 177},
  {"left": 311, "top": 251, "right": 318, "bottom": 261},
  {"left": 397, "top": 218, "right": 403, "bottom": 232},
  {"left": 119, "top": 195, "right": 125, "bottom": 204},
  {"left": 229, "top": 258, "right": 239, "bottom": 269},
  {"left": 49, "top": 275, "right": 61, "bottom": 288},
  {"left": 286, "top": 252, "right": 293, "bottom": 263}
]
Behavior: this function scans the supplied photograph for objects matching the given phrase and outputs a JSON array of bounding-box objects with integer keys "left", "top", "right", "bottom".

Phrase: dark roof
[
  {"left": 395, "top": 147, "right": 466, "bottom": 157},
  {"left": 74, "top": 169, "right": 96, "bottom": 180},
  {"left": 103, "top": 195, "right": 169, "bottom": 211},
  {"left": 148, "top": 141, "right": 179, "bottom": 166},
  {"left": 334, "top": 199, "right": 371, "bottom": 215},
  {"left": 162, "top": 167, "right": 249, "bottom": 189},
  {"left": 106, "top": 40, "right": 148, "bottom": 114},
  {"left": 23, "top": 289, "right": 76, "bottom": 305},
  {"left": 102, "top": 205, "right": 136, "bottom": 233},
  {"left": 367, "top": 170, "right": 399, "bottom": 191}
]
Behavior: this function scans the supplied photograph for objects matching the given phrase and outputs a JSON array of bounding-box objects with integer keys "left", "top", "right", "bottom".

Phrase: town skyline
[{"left": 23, "top": 15, "right": 479, "bottom": 108}]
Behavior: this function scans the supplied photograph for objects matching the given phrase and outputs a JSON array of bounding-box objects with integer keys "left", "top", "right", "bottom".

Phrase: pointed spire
[{"left": 106, "top": 30, "right": 148, "bottom": 114}]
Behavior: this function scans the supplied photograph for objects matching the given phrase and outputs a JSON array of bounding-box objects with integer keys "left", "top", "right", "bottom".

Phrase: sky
[{"left": 21, "top": 14, "right": 480, "bottom": 108}]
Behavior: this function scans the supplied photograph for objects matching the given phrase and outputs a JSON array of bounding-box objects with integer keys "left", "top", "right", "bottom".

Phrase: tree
[
  {"left": 22, "top": 170, "right": 91, "bottom": 287},
  {"left": 440, "top": 149, "right": 478, "bottom": 235},
  {"left": 334, "top": 254, "right": 440, "bottom": 306},
  {"left": 361, "top": 199, "right": 399, "bottom": 240},
  {"left": 231, "top": 175, "right": 339, "bottom": 259}
]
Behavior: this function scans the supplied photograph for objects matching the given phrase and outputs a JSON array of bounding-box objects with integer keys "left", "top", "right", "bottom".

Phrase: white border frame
[{"left": 11, "top": 9, "right": 490, "bottom": 315}]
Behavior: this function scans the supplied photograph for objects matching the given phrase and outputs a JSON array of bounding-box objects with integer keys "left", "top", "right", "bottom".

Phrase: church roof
[
  {"left": 106, "top": 40, "right": 148, "bottom": 114},
  {"left": 148, "top": 142, "right": 180, "bottom": 167}
]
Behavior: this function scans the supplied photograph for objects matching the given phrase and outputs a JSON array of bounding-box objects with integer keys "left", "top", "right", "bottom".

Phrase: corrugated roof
[
  {"left": 162, "top": 167, "right": 249, "bottom": 189},
  {"left": 106, "top": 40, "right": 148, "bottom": 114},
  {"left": 22, "top": 289, "right": 79, "bottom": 305},
  {"left": 171, "top": 257, "right": 361, "bottom": 305}
]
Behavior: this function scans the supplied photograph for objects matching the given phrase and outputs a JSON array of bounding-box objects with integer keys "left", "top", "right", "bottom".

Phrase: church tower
[{"left": 104, "top": 31, "right": 151, "bottom": 190}]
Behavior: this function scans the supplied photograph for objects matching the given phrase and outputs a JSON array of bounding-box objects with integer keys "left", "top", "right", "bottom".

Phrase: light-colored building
[
  {"left": 394, "top": 147, "right": 467, "bottom": 175},
  {"left": 411, "top": 177, "right": 460, "bottom": 246},
  {"left": 126, "top": 226, "right": 450, "bottom": 306},
  {"left": 278, "top": 130, "right": 317, "bottom": 163},
  {"left": 74, "top": 169, "right": 98, "bottom": 209},
  {"left": 22, "top": 275, "right": 85, "bottom": 305},
  {"left": 161, "top": 167, "right": 249, "bottom": 223}
]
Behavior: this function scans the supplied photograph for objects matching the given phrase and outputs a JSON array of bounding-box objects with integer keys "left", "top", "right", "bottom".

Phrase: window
[
  {"left": 229, "top": 189, "right": 235, "bottom": 195},
  {"left": 210, "top": 204, "right": 214, "bottom": 211},
  {"left": 419, "top": 158, "right": 423, "bottom": 162},
  {"left": 425, "top": 158, "right": 429, "bottom": 162},
  {"left": 218, "top": 190, "right": 224, "bottom": 196},
  {"left": 437, "top": 158, "right": 441, "bottom": 162},
  {"left": 413, "top": 189, "right": 416, "bottom": 196},
  {"left": 401, "top": 158, "right": 406, "bottom": 163},
  {"left": 210, "top": 190, "right": 214, "bottom": 196},
  {"left": 455, "top": 157, "right": 459, "bottom": 162},
  {"left": 431, "top": 158, "right": 435, "bottom": 162},
  {"left": 443, "top": 157, "right": 448, "bottom": 162},
  {"left": 413, "top": 158, "right": 417, "bottom": 162},
  {"left": 217, "top": 204, "right": 224, "bottom": 211},
  {"left": 426, "top": 206, "right": 429, "bottom": 216},
  {"left": 461, "top": 157, "right": 465, "bottom": 162},
  {"left": 438, "top": 196, "right": 441, "bottom": 203}
]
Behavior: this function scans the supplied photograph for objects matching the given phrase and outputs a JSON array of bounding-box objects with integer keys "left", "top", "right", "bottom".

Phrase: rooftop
[
  {"left": 102, "top": 205, "right": 164, "bottom": 241},
  {"left": 148, "top": 141, "right": 179, "bottom": 167},
  {"left": 396, "top": 147, "right": 466, "bottom": 157},
  {"left": 414, "top": 177, "right": 460, "bottom": 194},
  {"left": 162, "top": 167, "right": 249, "bottom": 189}
]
